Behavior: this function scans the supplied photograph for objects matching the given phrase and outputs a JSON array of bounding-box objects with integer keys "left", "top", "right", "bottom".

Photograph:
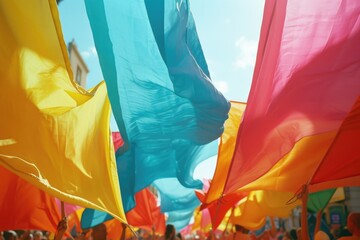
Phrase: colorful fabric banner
[
  {"left": 192, "top": 207, "right": 212, "bottom": 233},
  {"left": 154, "top": 178, "right": 204, "bottom": 231},
  {"left": 167, "top": 208, "right": 196, "bottom": 232},
  {"left": 112, "top": 132, "right": 124, "bottom": 151},
  {"left": 82, "top": 188, "right": 165, "bottom": 233},
  {"left": 201, "top": 0, "right": 360, "bottom": 229},
  {"left": 196, "top": 102, "right": 247, "bottom": 228},
  {"left": 307, "top": 189, "right": 336, "bottom": 213},
  {"left": 0, "top": 166, "right": 60, "bottom": 231},
  {"left": 310, "top": 97, "right": 360, "bottom": 190},
  {"left": 198, "top": 102, "right": 246, "bottom": 206},
  {"left": 0, "top": 0, "right": 126, "bottom": 223},
  {"left": 225, "top": 0, "right": 360, "bottom": 197},
  {"left": 85, "top": 0, "right": 230, "bottom": 211}
]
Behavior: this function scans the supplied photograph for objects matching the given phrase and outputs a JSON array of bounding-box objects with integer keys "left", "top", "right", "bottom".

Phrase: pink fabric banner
[{"left": 224, "top": 0, "right": 360, "bottom": 195}]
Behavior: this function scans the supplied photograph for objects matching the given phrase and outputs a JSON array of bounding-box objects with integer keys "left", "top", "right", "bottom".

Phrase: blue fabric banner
[{"left": 84, "top": 0, "right": 229, "bottom": 227}]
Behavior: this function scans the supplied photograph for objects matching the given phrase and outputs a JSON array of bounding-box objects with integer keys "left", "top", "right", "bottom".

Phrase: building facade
[{"left": 68, "top": 39, "right": 89, "bottom": 88}]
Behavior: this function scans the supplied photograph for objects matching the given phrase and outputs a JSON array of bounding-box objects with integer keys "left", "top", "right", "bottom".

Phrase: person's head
[
  {"left": 235, "top": 224, "right": 249, "bottom": 234},
  {"left": 177, "top": 232, "right": 183, "bottom": 240},
  {"left": 33, "top": 231, "right": 43, "bottom": 240},
  {"left": 91, "top": 223, "right": 107, "bottom": 240},
  {"left": 3, "top": 231, "right": 17, "bottom": 240},
  {"left": 282, "top": 231, "right": 291, "bottom": 240},
  {"left": 289, "top": 229, "right": 297, "bottom": 240},
  {"left": 347, "top": 212, "right": 360, "bottom": 236},
  {"left": 314, "top": 231, "right": 329, "bottom": 240},
  {"left": 165, "top": 224, "right": 176, "bottom": 240}
]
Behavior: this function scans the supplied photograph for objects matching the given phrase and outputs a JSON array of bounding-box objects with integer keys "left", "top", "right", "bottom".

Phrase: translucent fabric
[
  {"left": 85, "top": 0, "right": 229, "bottom": 212},
  {"left": 0, "top": 0, "right": 126, "bottom": 223},
  {"left": 202, "top": 0, "right": 360, "bottom": 228}
]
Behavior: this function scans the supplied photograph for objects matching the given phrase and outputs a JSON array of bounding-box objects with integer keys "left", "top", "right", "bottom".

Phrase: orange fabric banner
[{"left": 0, "top": 165, "right": 60, "bottom": 231}]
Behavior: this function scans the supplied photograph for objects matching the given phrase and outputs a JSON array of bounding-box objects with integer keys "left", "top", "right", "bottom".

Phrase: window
[{"left": 76, "top": 66, "right": 82, "bottom": 85}]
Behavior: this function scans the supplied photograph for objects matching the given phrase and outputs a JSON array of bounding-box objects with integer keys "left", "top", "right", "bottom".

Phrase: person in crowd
[
  {"left": 339, "top": 212, "right": 360, "bottom": 240},
  {"left": 54, "top": 217, "right": 88, "bottom": 240},
  {"left": 314, "top": 231, "right": 330, "bottom": 240},
  {"left": 3, "top": 231, "right": 17, "bottom": 240},
  {"left": 233, "top": 224, "right": 250, "bottom": 240},
  {"left": 20, "top": 231, "right": 34, "bottom": 240},
  {"left": 282, "top": 231, "right": 291, "bottom": 240},
  {"left": 296, "top": 228, "right": 301, "bottom": 240},
  {"left": 33, "top": 231, "right": 43, "bottom": 240},
  {"left": 164, "top": 224, "right": 176, "bottom": 240},
  {"left": 176, "top": 233, "right": 183, "bottom": 240},
  {"left": 91, "top": 223, "right": 107, "bottom": 240},
  {"left": 289, "top": 229, "right": 297, "bottom": 240}
]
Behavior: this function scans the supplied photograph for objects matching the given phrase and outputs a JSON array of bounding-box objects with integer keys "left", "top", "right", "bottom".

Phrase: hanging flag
[
  {"left": 112, "top": 132, "right": 124, "bottom": 151},
  {"left": 225, "top": 0, "right": 360, "bottom": 198},
  {"left": 238, "top": 98, "right": 360, "bottom": 195},
  {"left": 82, "top": 188, "right": 165, "bottom": 233},
  {"left": 205, "top": 0, "right": 359, "bottom": 215},
  {"left": 152, "top": 206, "right": 166, "bottom": 236},
  {"left": 0, "top": 165, "right": 60, "bottom": 232},
  {"left": 154, "top": 178, "right": 202, "bottom": 231},
  {"left": 81, "top": 133, "right": 165, "bottom": 231},
  {"left": 201, "top": 0, "right": 360, "bottom": 228},
  {"left": 307, "top": 189, "right": 336, "bottom": 213},
  {"left": 0, "top": 0, "right": 126, "bottom": 223},
  {"left": 196, "top": 102, "right": 247, "bottom": 228},
  {"left": 310, "top": 97, "right": 360, "bottom": 190},
  {"left": 125, "top": 188, "right": 160, "bottom": 231},
  {"left": 167, "top": 208, "right": 196, "bottom": 232},
  {"left": 85, "top": 0, "right": 230, "bottom": 211},
  {"left": 198, "top": 102, "right": 246, "bottom": 206},
  {"left": 192, "top": 207, "right": 212, "bottom": 234}
]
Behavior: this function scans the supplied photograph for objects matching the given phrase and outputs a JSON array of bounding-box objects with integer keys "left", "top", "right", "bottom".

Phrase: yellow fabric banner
[
  {"left": 231, "top": 190, "right": 300, "bottom": 230},
  {"left": 0, "top": 0, "right": 126, "bottom": 223}
]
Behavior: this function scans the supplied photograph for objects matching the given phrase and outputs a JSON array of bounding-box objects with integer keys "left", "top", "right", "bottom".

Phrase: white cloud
[
  {"left": 81, "top": 46, "right": 97, "bottom": 59},
  {"left": 81, "top": 51, "right": 90, "bottom": 58},
  {"left": 234, "top": 36, "right": 258, "bottom": 69},
  {"left": 213, "top": 80, "right": 229, "bottom": 94},
  {"left": 90, "top": 46, "right": 98, "bottom": 56}
]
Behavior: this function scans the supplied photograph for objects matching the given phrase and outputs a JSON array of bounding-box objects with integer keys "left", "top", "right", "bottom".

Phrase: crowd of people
[{"left": 1, "top": 213, "right": 359, "bottom": 240}]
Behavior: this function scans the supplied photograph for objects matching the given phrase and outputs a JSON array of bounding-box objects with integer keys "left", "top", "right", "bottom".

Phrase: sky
[{"left": 58, "top": 0, "right": 265, "bottom": 180}]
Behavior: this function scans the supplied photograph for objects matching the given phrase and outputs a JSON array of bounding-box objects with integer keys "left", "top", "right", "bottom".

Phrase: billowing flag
[
  {"left": 198, "top": 102, "right": 246, "bottom": 206},
  {"left": 310, "top": 97, "right": 360, "bottom": 190},
  {"left": 0, "top": 166, "right": 60, "bottom": 231},
  {"left": 307, "top": 189, "right": 336, "bottom": 213},
  {"left": 85, "top": 0, "right": 230, "bottom": 211},
  {"left": 192, "top": 207, "right": 212, "bottom": 234},
  {"left": 196, "top": 102, "right": 247, "bottom": 228},
  {"left": 82, "top": 188, "right": 165, "bottom": 233},
  {"left": 154, "top": 178, "right": 202, "bottom": 231},
  {"left": 201, "top": 0, "right": 360, "bottom": 226},
  {"left": 225, "top": 0, "right": 360, "bottom": 197},
  {"left": 0, "top": 1, "right": 126, "bottom": 223}
]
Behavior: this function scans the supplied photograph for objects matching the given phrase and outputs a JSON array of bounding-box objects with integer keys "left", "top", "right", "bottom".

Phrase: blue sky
[{"left": 58, "top": 0, "right": 265, "bottom": 179}]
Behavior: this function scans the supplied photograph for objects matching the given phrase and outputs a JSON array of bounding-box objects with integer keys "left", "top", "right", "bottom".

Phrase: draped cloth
[
  {"left": 82, "top": 188, "right": 165, "bottom": 233},
  {"left": 85, "top": 0, "right": 230, "bottom": 212},
  {"left": 0, "top": 0, "right": 126, "bottom": 223},
  {"left": 225, "top": 0, "right": 360, "bottom": 197},
  {"left": 201, "top": 0, "right": 360, "bottom": 229},
  {"left": 0, "top": 165, "right": 60, "bottom": 231},
  {"left": 154, "top": 178, "right": 203, "bottom": 231}
]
